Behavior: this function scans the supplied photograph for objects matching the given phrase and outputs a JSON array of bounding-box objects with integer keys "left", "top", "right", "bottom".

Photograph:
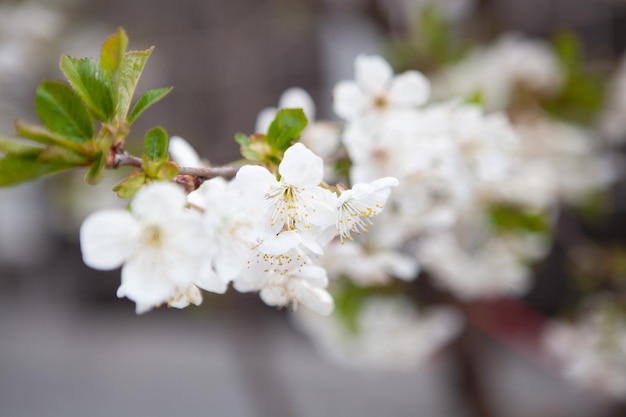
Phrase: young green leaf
[
  {"left": 143, "top": 126, "right": 169, "bottom": 165},
  {"left": 0, "top": 137, "right": 44, "bottom": 158},
  {"left": 127, "top": 87, "right": 172, "bottom": 124},
  {"left": 156, "top": 161, "right": 179, "bottom": 180},
  {"left": 35, "top": 80, "right": 94, "bottom": 143},
  {"left": 15, "top": 120, "right": 92, "bottom": 156},
  {"left": 114, "top": 48, "right": 154, "bottom": 121},
  {"left": 0, "top": 155, "right": 74, "bottom": 187},
  {"left": 113, "top": 172, "right": 147, "bottom": 198},
  {"left": 100, "top": 28, "right": 128, "bottom": 73},
  {"left": 60, "top": 56, "right": 115, "bottom": 122},
  {"left": 234, "top": 132, "right": 249, "bottom": 146},
  {"left": 85, "top": 150, "right": 108, "bottom": 185},
  {"left": 266, "top": 108, "right": 307, "bottom": 151}
]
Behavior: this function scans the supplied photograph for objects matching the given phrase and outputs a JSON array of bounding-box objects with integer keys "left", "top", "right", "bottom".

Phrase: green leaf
[
  {"left": 85, "top": 150, "right": 107, "bottom": 185},
  {"left": 0, "top": 155, "right": 73, "bottom": 187},
  {"left": 266, "top": 108, "right": 307, "bottom": 151},
  {"left": 60, "top": 56, "right": 115, "bottom": 122},
  {"left": 39, "top": 146, "right": 91, "bottom": 165},
  {"left": 0, "top": 137, "right": 44, "bottom": 158},
  {"left": 35, "top": 80, "right": 94, "bottom": 143},
  {"left": 15, "top": 120, "right": 91, "bottom": 155},
  {"left": 113, "top": 172, "right": 147, "bottom": 198},
  {"left": 142, "top": 126, "right": 169, "bottom": 165},
  {"left": 127, "top": 87, "right": 172, "bottom": 124},
  {"left": 100, "top": 28, "right": 128, "bottom": 73},
  {"left": 114, "top": 48, "right": 154, "bottom": 121},
  {"left": 234, "top": 132, "right": 249, "bottom": 146},
  {"left": 489, "top": 203, "right": 549, "bottom": 234},
  {"left": 156, "top": 161, "right": 178, "bottom": 180}
]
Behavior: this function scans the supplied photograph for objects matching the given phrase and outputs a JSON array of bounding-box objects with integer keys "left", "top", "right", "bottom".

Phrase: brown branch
[{"left": 113, "top": 152, "right": 240, "bottom": 178}]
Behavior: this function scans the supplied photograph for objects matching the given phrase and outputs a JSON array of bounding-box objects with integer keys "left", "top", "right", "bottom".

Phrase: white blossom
[{"left": 80, "top": 182, "right": 226, "bottom": 313}]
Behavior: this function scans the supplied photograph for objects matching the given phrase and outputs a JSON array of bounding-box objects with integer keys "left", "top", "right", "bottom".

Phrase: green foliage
[
  {"left": 488, "top": 203, "right": 549, "bottom": 234},
  {"left": 35, "top": 81, "right": 95, "bottom": 143},
  {"left": 542, "top": 32, "right": 606, "bottom": 125},
  {"left": 60, "top": 56, "right": 115, "bottom": 122},
  {"left": 128, "top": 87, "right": 172, "bottom": 124},
  {"left": 266, "top": 108, "right": 307, "bottom": 151},
  {"left": 113, "top": 172, "right": 148, "bottom": 198},
  {"left": 0, "top": 27, "right": 173, "bottom": 189}
]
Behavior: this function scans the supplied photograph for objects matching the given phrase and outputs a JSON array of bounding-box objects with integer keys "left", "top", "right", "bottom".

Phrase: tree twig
[{"left": 113, "top": 152, "right": 240, "bottom": 178}]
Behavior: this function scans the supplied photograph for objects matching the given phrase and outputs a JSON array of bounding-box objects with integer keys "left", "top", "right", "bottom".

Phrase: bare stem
[{"left": 113, "top": 152, "right": 240, "bottom": 178}]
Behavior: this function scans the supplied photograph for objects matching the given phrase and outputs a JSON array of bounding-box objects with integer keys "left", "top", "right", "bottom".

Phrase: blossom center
[
  {"left": 266, "top": 185, "right": 311, "bottom": 230},
  {"left": 142, "top": 225, "right": 163, "bottom": 247}
]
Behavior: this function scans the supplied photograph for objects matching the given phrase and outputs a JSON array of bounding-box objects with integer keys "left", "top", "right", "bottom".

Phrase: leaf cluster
[{"left": 0, "top": 28, "right": 171, "bottom": 188}]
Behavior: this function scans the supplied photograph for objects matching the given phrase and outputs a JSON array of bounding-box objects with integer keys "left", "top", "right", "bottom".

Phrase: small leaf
[
  {"left": 100, "top": 28, "right": 128, "bottom": 73},
  {"left": 0, "top": 137, "right": 44, "bottom": 158},
  {"left": 0, "top": 155, "right": 73, "bottom": 187},
  {"left": 127, "top": 87, "right": 172, "bottom": 124},
  {"left": 114, "top": 48, "right": 154, "bottom": 121},
  {"left": 266, "top": 108, "right": 307, "bottom": 151},
  {"left": 35, "top": 80, "right": 94, "bottom": 143},
  {"left": 60, "top": 56, "right": 115, "bottom": 121},
  {"left": 113, "top": 172, "right": 147, "bottom": 198},
  {"left": 15, "top": 120, "right": 91, "bottom": 155},
  {"left": 39, "top": 146, "right": 91, "bottom": 165},
  {"left": 234, "top": 132, "right": 249, "bottom": 146},
  {"left": 156, "top": 161, "right": 179, "bottom": 180},
  {"left": 85, "top": 150, "right": 107, "bottom": 185},
  {"left": 142, "top": 126, "right": 169, "bottom": 165}
]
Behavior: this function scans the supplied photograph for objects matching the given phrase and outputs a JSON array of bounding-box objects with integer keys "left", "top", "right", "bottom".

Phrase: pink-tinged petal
[
  {"left": 355, "top": 55, "right": 393, "bottom": 95},
  {"left": 255, "top": 107, "right": 278, "bottom": 134},
  {"left": 333, "top": 81, "right": 367, "bottom": 120},
  {"left": 279, "top": 87, "right": 316, "bottom": 122},
  {"left": 279, "top": 143, "right": 324, "bottom": 187},
  {"left": 131, "top": 182, "right": 187, "bottom": 221},
  {"left": 117, "top": 248, "right": 176, "bottom": 308},
  {"left": 80, "top": 210, "right": 140, "bottom": 270},
  {"left": 293, "top": 280, "right": 334, "bottom": 316},
  {"left": 388, "top": 71, "right": 430, "bottom": 107}
]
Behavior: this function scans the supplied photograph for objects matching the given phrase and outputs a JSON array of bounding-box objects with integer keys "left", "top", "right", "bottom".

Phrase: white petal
[
  {"left": 259, "top": 231, "right": 301, "bottom": 255},
  {"left": 279, "top": 143, "right": 324, "bottom": 187},
  {"left": 279, "top": 87, "right": 316, "bottom": 122},
  {"left": 355, "top": 54, "right": 393, "bottom": 95},
  {"left": 300, "top": 265, "right": 328, "bottom": 287},
  {"left": 168, "top": 284, "right": 203, "bottom": 309},
  {"left": 168, "top": 136, "right": 202, "bottom": 168},
  {"left": 255, "top": 107, "right": 278, "bottom": 134},
  {"left": 117, "top": 248, "right": 176, "bottom": 308},
  {"left": 333, "top": 81, "right": 367, "bottom": 120},
  {"left": 131, "top": 182, "right": 187, "bottom": 221},
  {"left": 195, "top": 261, "right": 228, "bottom": 294},
  {"left": 80, "top": 210, "right": 140, "bottom": 270},
  {"left": 388, "top": 71, "right": 430, "bottom": 107},
  {"left": 233, "top": 165, "right": 276, "bottom": 198},
  {"left": 260, "top": 286, "right": 288, "bottom": 307},
  {"left": 294, "top": 280, "right": 334, "bottom": 316}
]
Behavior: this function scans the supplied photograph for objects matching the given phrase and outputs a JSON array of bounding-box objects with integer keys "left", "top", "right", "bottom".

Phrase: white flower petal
[
  {"left": 388, "top": 71, "right": 430, "bottom": 107},
  {"left": 255, "top": 107, "right": 278, "bottom": 134},
  {"left": 333, "top": 81, "right": 367, "bottom": 120},
  {"left": 295, "top": 280, "right": 334, "bottom": 316},
  {"left": 355, "top": 54, "right": 393, "bottom": 95},
  {"left": 195, "top": 262, "right": 228, "bottom": 294},
  {"left": 80, "top": 210, "right": 140, "bottom": 270},
  {"left": 279, "top": 87, "right": 316, "bottom": 122},
  {"left": 260, "top": 286, "right": 288, "bottom": 307},
  {"left": 131, "top": 182, "right": 187, "bottom": 221},
  {"left": 117, "top": 248, "right": 176, "bottom": 308},
  {"left": 168, "top": 136, "right": 202, "bottom": 168},
  {"left": 279, "top": 143, "right": 324, "bottom": 187}
]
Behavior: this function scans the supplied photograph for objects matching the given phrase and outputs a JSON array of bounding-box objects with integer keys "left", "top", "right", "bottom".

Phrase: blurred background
[{"left": 1, "top": 0, "right": 626, "bottom": 416}]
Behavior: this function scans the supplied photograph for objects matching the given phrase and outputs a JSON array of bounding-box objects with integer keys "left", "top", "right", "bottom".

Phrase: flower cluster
[{"left": 80, "top": 142, "right": 398, "bottom": 314}]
